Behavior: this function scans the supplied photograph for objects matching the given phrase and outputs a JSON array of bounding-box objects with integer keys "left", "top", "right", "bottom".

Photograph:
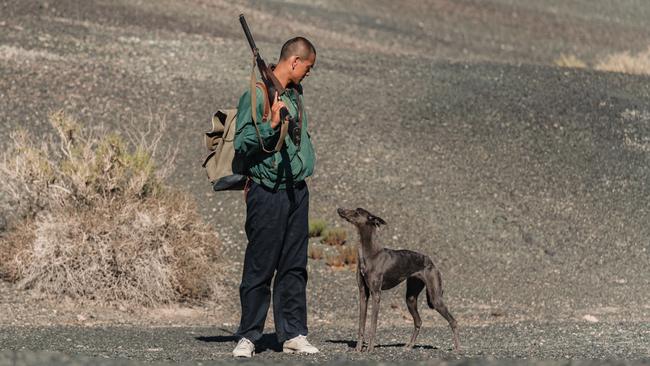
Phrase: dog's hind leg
[
  {"left": 356, "top": 269, "right": 369, "bottom": 352},
  {"left": 404, "top": 276, "right": 425, "bottom": 349},
  {"left": 425, "top": 267, "right": 460, "bottom": 352}
]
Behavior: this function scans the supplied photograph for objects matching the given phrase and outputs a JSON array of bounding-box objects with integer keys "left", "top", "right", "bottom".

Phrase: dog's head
[{"left": 337, "top": 207, "right": 387, "bottom": 228}]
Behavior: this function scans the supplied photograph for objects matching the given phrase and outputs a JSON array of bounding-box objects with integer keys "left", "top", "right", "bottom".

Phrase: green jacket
[{"left": 234, "top": 85, "right": 315, "bottom": 190}]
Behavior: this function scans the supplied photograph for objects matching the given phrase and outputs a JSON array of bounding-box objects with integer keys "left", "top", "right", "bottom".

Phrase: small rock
[{"left": 583, "top": 314, "right": 598, "bottom": 323}]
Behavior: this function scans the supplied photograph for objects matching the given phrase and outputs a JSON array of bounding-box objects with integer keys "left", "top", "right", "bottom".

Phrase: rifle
[{"left": 239, "top": 14, "right": 301, "bottom": 150}]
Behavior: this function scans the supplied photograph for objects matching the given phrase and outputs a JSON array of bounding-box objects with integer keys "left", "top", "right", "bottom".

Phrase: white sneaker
[
  {"left": 283, "top": 335, "right": 320, "bottom": 354},
  {"left": 232, "top": 337, "right": 255, "bottom": 358}
]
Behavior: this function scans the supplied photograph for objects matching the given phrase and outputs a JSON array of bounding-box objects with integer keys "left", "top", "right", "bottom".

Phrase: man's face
[{"left": 292, "top": 53, "right": 316, "bottom": 83}]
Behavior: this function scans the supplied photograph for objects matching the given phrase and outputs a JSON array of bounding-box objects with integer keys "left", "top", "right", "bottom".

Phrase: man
[{"left": 232, "top": 37, "right": 318, "bottom": 358}]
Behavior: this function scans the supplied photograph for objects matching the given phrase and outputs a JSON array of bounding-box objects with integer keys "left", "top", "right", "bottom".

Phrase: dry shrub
[
  {"left": 325, "top": 245, "right": 357, "bottom": 269},
  {"left": 15, "top": 195, "right": 218, "bottom": 305},
  {"left": 0, "top": 220, "right": 35, "bottom": 282},
  {"left": 0, "top": 111, "right": 169, "bottom": 223},
  {"left": 555, "top": 54, "right": 587, "bottom": 69},
  {"left": 0, "top": 111, "right": 221, "bottom": 306},
  {"left": 596, "top": 47, "right": 650, "bottom": 75},
  {"left": 320, "top": 228, "right": 347, "bottom": 246}
]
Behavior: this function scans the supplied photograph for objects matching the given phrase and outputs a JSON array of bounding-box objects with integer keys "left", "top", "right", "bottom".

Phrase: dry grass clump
[
  {"left": 320, "top": 228, "right": 347, "bottom": 246},
  {"left": 554, "top": 54, "right": 587, "bottom": 69},
  {"left": 325, "top": 245, "right": 357, "bottom": 270},
  {"left": 555, "top": 48, "right": 650, "bottom": 76},
  {"left": 596, "top": 47, "right": 650, "bottom": 75},
  {"left": 0, "top": 111, "right": 221, "bottom": 306},
  {"left": 308, "top": 245, "right": 324, "bottom": 261},
  {"left": 308, "top": 224, "right": 356, "bottom": 269}
]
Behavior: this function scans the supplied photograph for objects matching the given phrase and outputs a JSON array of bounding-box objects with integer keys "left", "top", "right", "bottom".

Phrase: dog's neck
[{"left": 358, "top": 225, "right": 383, "bottom": 257}]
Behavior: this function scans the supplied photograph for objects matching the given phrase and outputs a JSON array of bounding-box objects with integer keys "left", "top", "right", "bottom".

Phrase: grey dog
[{"left": 337, "top": 207, "right": 460, "bottom": 352}]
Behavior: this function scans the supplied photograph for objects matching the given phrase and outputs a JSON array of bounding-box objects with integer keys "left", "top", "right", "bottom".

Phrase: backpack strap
[
  {"left": 255, "top": 82, "right": 270, "bottom": 122},
  {"left": 249, "top": 59, "right": 289, "bottom": 153}
]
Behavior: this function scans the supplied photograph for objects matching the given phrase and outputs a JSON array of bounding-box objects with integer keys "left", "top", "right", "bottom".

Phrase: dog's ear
[
  {"left": 369, "top": 214, "right": 387, "bottom": 227},
  {"left": 356, "top": 208, "right": 386, "bottom": 226},
  {"left": 355, "top": 207, "right": 371, "bottom": 218}
]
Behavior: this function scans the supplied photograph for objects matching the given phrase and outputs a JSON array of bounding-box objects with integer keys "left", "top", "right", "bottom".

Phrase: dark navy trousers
[{"left": 236, "top": 180, "right": 309, "bottom": 343}]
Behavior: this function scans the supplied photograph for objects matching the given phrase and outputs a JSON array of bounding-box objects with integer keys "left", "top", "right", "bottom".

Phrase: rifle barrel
[
  {"left": 239, "top": 14, "right": 258, "bottom": 54},
  {"left": 239, "top": 13, "right": 295, "bottom": 144}
]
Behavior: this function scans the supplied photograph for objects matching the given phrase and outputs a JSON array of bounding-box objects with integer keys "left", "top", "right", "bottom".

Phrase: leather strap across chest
[{"left": 249, "top": 59, "right": 295, "bottom": 153}]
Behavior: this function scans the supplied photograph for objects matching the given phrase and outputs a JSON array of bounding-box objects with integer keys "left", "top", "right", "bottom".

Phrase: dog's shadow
[
  {"left": 327, "top": 339, "right": 436, "bottom": 350},
  {"left": 196, "top": 329, "right": 282, "bottom": 353}
]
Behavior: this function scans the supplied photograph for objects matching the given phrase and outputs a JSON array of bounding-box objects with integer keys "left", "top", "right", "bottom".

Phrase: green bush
[{"left": 308, "top": 219, "right": 327, "bottom": 238}]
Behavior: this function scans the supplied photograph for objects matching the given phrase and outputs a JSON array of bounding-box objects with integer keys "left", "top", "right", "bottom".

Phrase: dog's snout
[
  {"left": 337, "top": 207, "right": 353, "bottom": 218},
  {"left": 337, "top": 208, "right": 346, "bottom": 218}
]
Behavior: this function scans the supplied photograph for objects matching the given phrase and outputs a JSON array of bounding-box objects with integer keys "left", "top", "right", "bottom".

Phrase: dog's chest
[
  {"left": 359, "top": 257, "right": 368, "bottom": 277},
  {"left": 358, "top": 257, "right": 381, "bottom": 282}
]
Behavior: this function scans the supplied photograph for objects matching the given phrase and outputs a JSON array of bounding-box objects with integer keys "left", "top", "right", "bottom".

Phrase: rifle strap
[
  {"left": 294, "top": 87, "right": 303, "bottom": 140},
  {"left": 249, "top": 58, "right": 288, "bottom": 153}
]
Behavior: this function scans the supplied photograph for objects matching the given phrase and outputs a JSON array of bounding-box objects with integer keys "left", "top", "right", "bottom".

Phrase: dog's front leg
[
  {"left": 356, "top": 268, "right": 369, "bottom": 352},
  {"left": 367, "top": 279, "right": 382, "bottom": 352}
]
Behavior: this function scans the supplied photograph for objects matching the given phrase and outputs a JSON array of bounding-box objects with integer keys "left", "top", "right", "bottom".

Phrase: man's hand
[{"left": 270, "top": 91, "right": 287, "bottom": 129}]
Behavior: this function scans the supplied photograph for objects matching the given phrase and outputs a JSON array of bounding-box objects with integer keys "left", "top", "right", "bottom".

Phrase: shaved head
[{"left": 279, "top": 37, "right": 316, "bottom": 61}]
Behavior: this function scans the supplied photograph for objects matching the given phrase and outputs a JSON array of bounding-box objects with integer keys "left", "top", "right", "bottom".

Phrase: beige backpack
[
  {"left": 202, "top": 72, "right": 289, "bottom": 191},
  {"left": 202, "top": 108, "right": 247, "bottom": 191}
]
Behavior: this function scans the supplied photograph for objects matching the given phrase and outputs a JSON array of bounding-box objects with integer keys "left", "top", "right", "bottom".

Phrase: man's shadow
[{"left": 196, "top": 329, "right": 282, "bottom": 353}]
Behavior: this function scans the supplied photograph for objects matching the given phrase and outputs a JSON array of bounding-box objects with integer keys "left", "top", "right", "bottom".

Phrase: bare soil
[{"left": 0, "top": 0, "right": 649, "bottom": 363}]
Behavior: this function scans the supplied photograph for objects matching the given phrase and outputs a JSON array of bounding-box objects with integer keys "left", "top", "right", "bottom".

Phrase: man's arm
[{"left": 234, "top": 87, "right": 280, "bottom": 157}]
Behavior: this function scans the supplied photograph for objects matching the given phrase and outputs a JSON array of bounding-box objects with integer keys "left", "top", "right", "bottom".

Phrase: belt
[
  {"left": 253, "top": 179, "right": 306, "bottom": 192},
  {"left": 292, "top": 180, "right": 307, "bottom": 190}
]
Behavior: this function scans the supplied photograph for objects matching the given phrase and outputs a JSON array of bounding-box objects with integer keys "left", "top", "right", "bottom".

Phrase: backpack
[
  {"left": 202, "top": 67, "right": 289, "bottom": 191},
  {"left": 202, "top": 108, "right": 248, "bottom": 191}
]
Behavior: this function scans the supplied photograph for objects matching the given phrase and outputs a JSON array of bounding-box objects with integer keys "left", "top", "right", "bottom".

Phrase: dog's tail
[{"left": 425, "top": 265, "right": 444, "bottom": 309}]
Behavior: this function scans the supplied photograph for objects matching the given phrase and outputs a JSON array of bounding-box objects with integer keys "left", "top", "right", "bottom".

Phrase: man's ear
[{"left": 290, "top": 55, "right": 300, "bottom": 70}]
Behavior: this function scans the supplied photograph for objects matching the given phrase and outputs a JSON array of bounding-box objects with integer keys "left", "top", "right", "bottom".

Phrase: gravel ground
[
  {"left": 0, "top": 322, "right": 649, "bottom": 363},
  {"left": 2, "top": 354, "right": 648, "bottom": 366},
  {"left": 1, "top": 0, "right": 649, "bottom": 364}
]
